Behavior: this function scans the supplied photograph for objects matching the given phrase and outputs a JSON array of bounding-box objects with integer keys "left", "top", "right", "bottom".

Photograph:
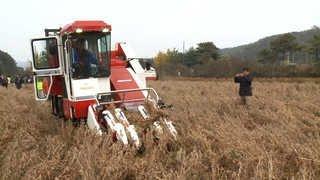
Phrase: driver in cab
[{"left": 72, "top": 38, "right": 98, "bottom": 78}]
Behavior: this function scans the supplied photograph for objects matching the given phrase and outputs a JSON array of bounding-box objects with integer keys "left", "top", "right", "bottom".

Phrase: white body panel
[
  {"left": 129, "top": 59, "right": 145, "bottom": 74},
  {"left": 114, "top": 108, "right": 140, "bottom": 147},
  {"left": 102, "top": 110, "right": 128, "bottom": 145},
  {"left": 119, "top": 43, "right": 157, "bottom": 81},
  {"left": 138, "top": 105, "right": 150, "bottom": 119},
  {"left": 144, "top": 67, "right": 157, "bottom": 79},
  {"left": 87, "top": 105, "right": 102, "bottom": 135},
  {"left": 119, "top": 42, "right": 138, "bottom": 59},
  {"left": 127, "top": 68, "right": 147, "bottom": 97},
  {"left": 71, "top": 77, "right": 110, "bottom": 99},
  {"left": 163, "top": 118, "right": 178, "bottom": 139},
  {"left": 128, "top": 58, "right": 157, "bottom": 81}
]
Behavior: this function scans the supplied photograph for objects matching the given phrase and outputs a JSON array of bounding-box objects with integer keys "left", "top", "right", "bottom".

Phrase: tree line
[
  {"left": 258, "top": 31, "right": 320, "bottom": 64},
  {"left": 154, "top": 31, "right": 320, "bottom": 78},
  {"left": 0, "top": 50, "right": 19, "bottom": 76},
  {"left": 0, "top": 50, "right": 30, "bottom": 78}
]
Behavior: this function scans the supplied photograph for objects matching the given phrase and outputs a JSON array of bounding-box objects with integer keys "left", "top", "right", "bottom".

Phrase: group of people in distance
[{"left": 0, "top": 75, "right": 31, "bottom": 90}]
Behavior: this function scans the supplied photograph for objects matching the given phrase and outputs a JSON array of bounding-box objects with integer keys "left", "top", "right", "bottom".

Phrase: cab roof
[{"left": 60, "top": 20, "right": 112, "bottom": 34}]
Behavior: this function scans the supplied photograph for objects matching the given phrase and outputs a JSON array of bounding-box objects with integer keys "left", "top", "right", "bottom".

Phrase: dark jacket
[
  {"left": 2, "top": 77, "right": 8, "bottom": 88},
  {"left": 15, "top": 77, "right": 22, "bottom": 89},
  {"left": 234, "top": 74, "right": 253, "bottom": 96}
]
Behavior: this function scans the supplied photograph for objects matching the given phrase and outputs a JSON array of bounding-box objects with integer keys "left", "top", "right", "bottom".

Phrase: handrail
[{"left": 95, "top": 88, "right": 159, "bottom": 107}]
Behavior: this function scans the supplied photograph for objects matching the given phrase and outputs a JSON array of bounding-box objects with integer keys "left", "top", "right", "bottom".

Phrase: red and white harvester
[{"left": 30, "top": 20, "right": 176, "bottom": 148}]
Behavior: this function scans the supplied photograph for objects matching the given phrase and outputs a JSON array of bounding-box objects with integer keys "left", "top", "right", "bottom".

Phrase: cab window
[
  {"left": 31, "top": 38, "right": 59, "bottom": 70},
  {"left": 69, "top": 33, "right": 111, "bottom": 79}
]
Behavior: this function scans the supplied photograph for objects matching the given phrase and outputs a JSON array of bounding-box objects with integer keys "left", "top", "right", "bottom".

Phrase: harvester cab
[{"left": 30, "top": 20, "right": 177, "bottom": 148}]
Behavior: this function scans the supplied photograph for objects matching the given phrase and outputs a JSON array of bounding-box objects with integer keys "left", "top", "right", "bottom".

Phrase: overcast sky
[{"left": 0, "top": 0, "right": 319, "bottom": 66}]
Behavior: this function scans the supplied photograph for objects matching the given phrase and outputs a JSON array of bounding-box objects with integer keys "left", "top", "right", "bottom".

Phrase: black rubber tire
[
  {"left": 51, "top": 95, "right": 58, "bottom": 116},
  {"left": 56, "top": 96, "right": 64, "bottom": 118}
]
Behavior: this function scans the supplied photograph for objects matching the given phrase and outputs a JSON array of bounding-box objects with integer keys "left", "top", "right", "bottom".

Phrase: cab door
[{"left": 31, "top": 37, "right": 63, "bottom": 100}]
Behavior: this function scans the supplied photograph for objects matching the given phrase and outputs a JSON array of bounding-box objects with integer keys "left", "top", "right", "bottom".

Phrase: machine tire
[
  {"left": 56, "top": 96, "right": 64, "bottom": 118},
  {"left": 70, "top": 107, "right": 80, "bottom": 127},
  {"left": 51, "top": 95, "right": 58, "bottom": 116},
  {"left": 51, "top": 95, "right": 64, "bottom": 118}
]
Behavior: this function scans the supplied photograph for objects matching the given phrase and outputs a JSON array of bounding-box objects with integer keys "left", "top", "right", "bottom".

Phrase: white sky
[{"left": 0, "top": 0, "right": 319, "bottom": 65}]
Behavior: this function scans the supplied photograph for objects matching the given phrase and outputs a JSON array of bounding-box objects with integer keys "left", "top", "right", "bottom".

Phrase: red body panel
[
  {"left": 111, "top": 58, "right": 127, "bottom": 67},
  {"left": 60, "top": 21, "right": 112, "bottom": 34},
  {"left": 146, "top": 76, "right": 157, "bottom": 81},
  {"left": 51, "top": 76, "right": 64, "bottom": 95},
  {"left": 43, "top": 76, "right": 64, "bottom": 96},
  {"left": 110, "top": 67, "right": 144, "bottom": 101},
  {"left": 63, "top": 98, "right": 96, "bottom": 119},
  {"left": 72, "top": 100, "right": 96, "bottom": 118},
  {"left": 63, "top": 98, "right": 71, "bottom": 119},
  {"left": 111, "top": 43, "right": 127, "bottom": 67},
  {"left": 111, "top": 43, "right": 126, "bottom": 59}
]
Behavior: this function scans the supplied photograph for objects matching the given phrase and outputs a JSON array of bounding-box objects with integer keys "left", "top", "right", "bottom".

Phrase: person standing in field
[
  {"left": 234, "top": 67, "right": 253, "bottom": 105},
  {"left": 7, "top": 76, "right": 11, "bottom": 85},
  {"left": 0, "top": 75, "right": 3, "bottom": 87},
  {"left": 2, "top": 75, "right": 8, "bottom": 88},
  {"left": 14, "top": 76, "right": 22, "bottom": 89}
]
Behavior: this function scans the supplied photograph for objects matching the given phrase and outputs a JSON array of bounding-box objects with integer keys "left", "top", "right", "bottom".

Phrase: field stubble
[{"left": 0, "top": 78, "right": 320, "bottom": 179}]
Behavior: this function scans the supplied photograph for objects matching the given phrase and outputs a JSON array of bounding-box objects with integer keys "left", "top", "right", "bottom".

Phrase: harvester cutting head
[
  {"left": 87, "top": 87, "right": 177, "bottom": 149},
  {"left": 30, "top": 20, "right": 176, "bottom": 150}
]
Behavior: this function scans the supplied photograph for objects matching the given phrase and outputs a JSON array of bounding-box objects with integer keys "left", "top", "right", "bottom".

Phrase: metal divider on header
[{"left": 95, "top": 88, "right": 160, "bottom": 107}]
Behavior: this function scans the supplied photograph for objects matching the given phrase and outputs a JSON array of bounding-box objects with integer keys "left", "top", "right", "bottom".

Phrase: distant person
[
  {"left": 14, "top": 76, "right": 22, "bottom": 89},
  {"left": 22, "top": 76, "right": 27, "bottom": 84},
  {"left": 7, "top": 76, "right": 11, "bottom": 85},
  {"left": 2, "top": 76, "right": 8, "bottom": 88},
  {"left": 27, "top": 77, "right": 33, "bottom": 83},
  {"left": 0, "top": 75, "right": 3, "bottom": 86},
  {"left": 234, "top": 67, "right": 253, "bottom": 105}
]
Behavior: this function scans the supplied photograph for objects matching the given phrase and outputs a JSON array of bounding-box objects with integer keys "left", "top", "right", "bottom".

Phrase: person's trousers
[{"left": 240, "top": 96, "right": 249, "bottom": 105}]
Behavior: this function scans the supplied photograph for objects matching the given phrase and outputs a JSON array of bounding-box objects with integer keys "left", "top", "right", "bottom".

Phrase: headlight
[
  {"left": 102, "top": 27, "right": 110, "bottom": 33},
  {"left": 75, "top": 28, "right": 83, "bottom": 33}
]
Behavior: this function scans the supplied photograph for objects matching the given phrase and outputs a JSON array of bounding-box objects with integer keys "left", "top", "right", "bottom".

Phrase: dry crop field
[{"left": 0, "top": 78, "right": 320, "bottom": 179}]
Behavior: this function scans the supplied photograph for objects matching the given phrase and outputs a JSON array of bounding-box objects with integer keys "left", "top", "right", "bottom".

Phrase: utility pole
[{"left": 182, "top": 41, "right": 185, "bottom": 65}]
